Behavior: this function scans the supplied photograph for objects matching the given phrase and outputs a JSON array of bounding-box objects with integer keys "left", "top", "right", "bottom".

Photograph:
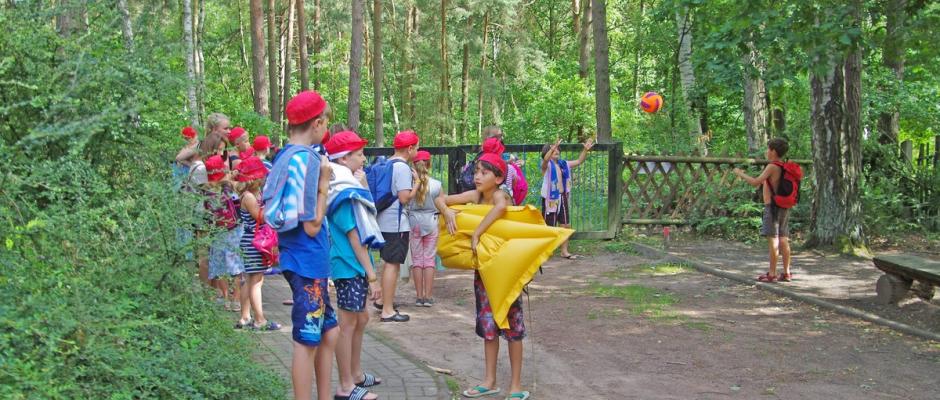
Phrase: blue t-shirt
[
  {"left": 329, "top": 201, "right": 373, "bottom": 279},
  {"left": 275, "top": 147, "right": 331, "bottom": 279}
]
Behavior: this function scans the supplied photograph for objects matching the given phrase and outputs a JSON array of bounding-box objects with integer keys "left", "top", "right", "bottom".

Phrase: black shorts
[
  {"left": 380, "top": 231, "right": 410, "bottom": 264},
  {"left": 541, "top": 194, "right": 571, "bottom": 226},
  {"left": 334, "top": 275, "right": 368, "bottom": 312}
]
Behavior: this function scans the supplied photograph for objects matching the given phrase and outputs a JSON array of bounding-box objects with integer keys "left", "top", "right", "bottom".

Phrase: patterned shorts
[
  {"left": 284, "top": 271, "right": 338, "bottom": 347},
  {"left": 334, "top": 275, "right": 368, "bottom": 312},
  {"left": 474, "top": 271, "right": 526, "bottom": 342},
  {"left": 542, "top": 194, "right": 571, "bottom": 226}
]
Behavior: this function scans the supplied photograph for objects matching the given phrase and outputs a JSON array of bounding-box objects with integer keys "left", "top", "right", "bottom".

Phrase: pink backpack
[
  {"left": 252, "top": 208, "right": 280, "bottom": 267},
  {"left": 510, "top": 163, "right": 528, "bottom": 206}
]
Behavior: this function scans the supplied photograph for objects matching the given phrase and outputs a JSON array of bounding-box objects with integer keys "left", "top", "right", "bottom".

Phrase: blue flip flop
[
  {"left": 505, "top": 391, "right": 530, "bottom": 400},
  {"left": 462, "top": 386, "right": 501, "bottom": 398}
]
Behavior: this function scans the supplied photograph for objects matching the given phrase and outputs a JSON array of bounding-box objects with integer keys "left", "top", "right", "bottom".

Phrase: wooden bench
[{"left": 873, "top": 254, "right": 940, "bottom": 304}]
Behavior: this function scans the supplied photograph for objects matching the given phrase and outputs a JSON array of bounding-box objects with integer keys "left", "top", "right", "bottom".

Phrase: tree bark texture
[
  {"left": 267, "top": 0, "right": 280, "bottom": 124},
  {"left": 577, "top": 0, "right": 591, "bottom": 79},
  {"left": 313, "top": 0, "right": 321, "bottom": 90},
  {"left": 182, "top": 0, "right": 199, "bottom": 126},
  {"left": 373, "top": 0, "right": 384, "bottom": 146},
  {"left": 459, "top": 13, "right": 472, "bottom": 143},
  {"left": 349, "top": 0, "right": 364, "bottom": 130},
  {"left": 400, "top": 3, "right": 416, "bottom": 126},
  {"left": 195, "top": 0, "right": 206, "bottom": 120},
  {"left": 297, "top": 0, "right": 310, "bottom": 91},
  {"left": 249, "top": 0, "right": 269, "bottom": 116},
  {"left": 282, "top": 0, "right": 296, "bottom": 125},
  {"left": 676, "top": 7, "right": 704, "bottom": 154},
  {"left": 743, "top": 41, "right": 769, "bottom": 154},
  {"left": 806, "top": 2, "right": 866, "bottom": 252},
  {"left": 592, "top": 0, "right": 611, "bottom": 143},
  {"left": 476, "top": 10, "right": 489, "bottom": 139},
  {"left": 117, "top": 0, "right": 134, "bottom": 51},
  {"left": 440, "top": 0, "right": 454, "bottom": 142},
  {"left": 877, "top": 0, "right": 906, "bottom": 145}
]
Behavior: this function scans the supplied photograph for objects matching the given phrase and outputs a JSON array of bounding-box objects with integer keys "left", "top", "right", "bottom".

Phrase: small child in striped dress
[{"left": 234, "top": 156, "right": 281, "bottom": 331}]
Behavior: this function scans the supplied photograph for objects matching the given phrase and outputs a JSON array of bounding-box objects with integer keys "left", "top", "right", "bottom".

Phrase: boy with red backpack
[{"left": 733, "top": 138, "right": 803, "bottom": 283}]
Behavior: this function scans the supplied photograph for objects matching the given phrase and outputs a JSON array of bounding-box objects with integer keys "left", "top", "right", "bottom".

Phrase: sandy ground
[{"left": 367, "top": 246, "right": 940, "bottom": 400}]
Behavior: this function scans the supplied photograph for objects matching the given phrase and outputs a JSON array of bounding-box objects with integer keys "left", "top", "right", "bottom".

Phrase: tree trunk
[
  {"left": 348, "top": 0, "right": 364, "bottom": 131},
  {"left": 249, "top": 0, "right": 269, "bottom": 116},
  {"left": 117, "top": 0, "right": 134, "bottom": 51},
  {"left": 577, "top": 0, "right": 591, "bottom": 79},
  {"left": 297, "top": 0, "right": 310, "bottom": 91},
  {"left": 238, "top": 1, "right": 251, "bottom": 77},
  {"left": 400, "top": 3, "right": 415, "bottom": 127},
  {"left": 195, "top": 0, "right": 206, "bottom": 122},
  {"left": 182, "top": 0, "right": 199, "bottom": 126},
  {"left": 440, "top": 0, "right": 455, "bottom": 142},
  {"left": 631, "top": 0, "right": 645, "bottom": 102},
  {"left": 743, "top": 40, "right": 769, "bottom": 155},
  {"left": 806, "top": 1, "right": 866, "bottom": 254},
  {"left": 572, "top": 0, "right": 580, "bottom": 35},
  {"left": 476, "top": 10, "right": 489, "bottom": 139},
  {"left": 282, "top": 0, "right": 296, "bottom": 125},
  {"left": 313, "top": 0, "right": 321, "bottom": 90},
  {"left": 373, "top": 0, "right": 384, "bottom": 146},
  {"left": 592, "top": 0, "right": 611, "bottom": 143},
  {"left": 459, "top": 13, "right": 472, "bottom": 143},
  {"left": 267, "top": 0, "right": 280, "bottom": 124},
  {"left": 877, "top": 0, "right": 906, "bottom": 145},
  {"left": 676, "top": 7, "right": 705, "bottom": 154}
]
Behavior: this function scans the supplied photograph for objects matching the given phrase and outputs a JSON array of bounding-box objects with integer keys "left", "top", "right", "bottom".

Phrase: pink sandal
[
  {"left": 757, "top": 272, "right": 777, "bottom": 283},
  {"left": 777, "top": 272, "right": 792, "bottom": 282}
]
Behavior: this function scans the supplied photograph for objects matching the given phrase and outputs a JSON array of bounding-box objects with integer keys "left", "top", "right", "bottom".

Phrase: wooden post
[
  {"left": 901, "top": 139, "right": 913, "bottom": 163},
  {"left": 607, "top": 142, "right": 623, "bottom": 238}
]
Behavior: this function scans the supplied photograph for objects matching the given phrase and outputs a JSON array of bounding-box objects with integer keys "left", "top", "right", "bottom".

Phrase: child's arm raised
[
  {"left": 733, "top": 164, "right": 776, "bottom": 188},
  {"left": 470, "top": 191, "right": 509, "bottom": 254},
  {"left": 541, "top": 138, "right": 562, "bottom": 173},
  {"left": 347, "top": 228, "right": 382, "bottom": 301},
  {"left": 302, "top": 154, "right": 332, "bottom": 237},
  {"left": 567, "top": 137, "right": 595, "bottom": 169}
]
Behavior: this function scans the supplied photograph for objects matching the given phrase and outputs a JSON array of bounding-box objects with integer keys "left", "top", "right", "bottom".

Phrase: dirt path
[{"left": 367, "top": 248, "right": 940, "bottom": 400}]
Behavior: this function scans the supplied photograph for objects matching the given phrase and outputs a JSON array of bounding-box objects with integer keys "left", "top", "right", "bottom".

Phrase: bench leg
[
  {"left": 911, "top": 281, "right": 935, "bottom": 301},
  {"left": 875, "top": 273, "right": 912, "bottom": 305}
]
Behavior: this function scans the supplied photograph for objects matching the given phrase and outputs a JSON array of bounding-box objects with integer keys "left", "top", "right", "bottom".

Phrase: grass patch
[
  {"left": 637, "top": 262, "right": 693, "bottom": 276},
  {"left": 683, "top": 321, "right": 713, "bottom": 332},
  {"left": 445, "top": 377, "right": 461, "bottom": 398},
  {"left": 591, "top": 283, "right": 681, "bottom": 321},
  {"left": 604, "top": 240, "right": 639, "bottom": 254},
  {"left": 600, "top": 266, "right": 630, "bottom": 280}
]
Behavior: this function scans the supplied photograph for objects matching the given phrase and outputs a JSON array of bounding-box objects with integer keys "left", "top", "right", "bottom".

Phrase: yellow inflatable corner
[{"left": 437, "top": 205, "right": 573, "bottom": 328}]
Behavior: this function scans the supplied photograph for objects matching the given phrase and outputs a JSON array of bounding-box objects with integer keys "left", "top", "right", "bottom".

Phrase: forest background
[{"left": 0, "top": 0, "right": 937, "bottom": 397}]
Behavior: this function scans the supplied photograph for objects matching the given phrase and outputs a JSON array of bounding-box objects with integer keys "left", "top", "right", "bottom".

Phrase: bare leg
[
  {"left": 239, "top": 274, "right": 252, "bottom": 323},
  {"left": 350, "top": 312, "right": 377, "bottom": 386},
  {"left": 248, "top": 273, "right": 266, "bottom": 324},
  {"left": 766, "top": 237, "right": 779, "bottom": 276},
  {"left": 560, "top": 223, "right": 573, "bottom": 257},
  {"left": 412, "top": 267, "right": 424, "bottom": 300},
  {"left": 334, "top": 309, "right": 357, "bottom": 395},
  {"left": 508, "top": 340, "right": 524, "bottom": 393},
  {"left": 314, "top": 327, "right": 338, "bottom": 400},
  {"left": 231, "top": 274, "right": 242, "bottom": 309},
  {"left": 291, "top": 342, "right": 317, "bottom": 400},
  {"left": 780, "top": 237, "right": 791, "bottom": 275},
  {"left": 381, "top": 262, "right": 401, "bottom": 318},
  {"left": 424, "top": 267, "right": 436, "bottom": 300}
]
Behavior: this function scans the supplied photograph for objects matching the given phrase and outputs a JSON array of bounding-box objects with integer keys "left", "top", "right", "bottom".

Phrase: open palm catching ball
[{"left": 640, "top": 92, "right": 663, "bottom": 113}]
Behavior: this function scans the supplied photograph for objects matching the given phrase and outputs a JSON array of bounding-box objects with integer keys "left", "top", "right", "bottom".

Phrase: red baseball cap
[
  {"left": 236, "top": 156, "right": 269, "bottom": 182},
  {"left": 413, "top": 150, "right": 431, "bottom": 163},
  {"left": 227, "top": 126, "right": 246, "bottom": 143},
  {"left": 181, "top": 126, "right": 198, "bottom": 139},
  {"left": 286, "top": 91, "right": 327, "bottom": 125},
  {"left": 205, "top": 155, "right": 226, "bottom": 182},
  {"left": 478, "top": 153, "right": 507, "bottom": 177},
  {"left": 482, "top": 137, "right": 505, "bottom": 154},
  {"left": 393, "top": 130, "right": 420, "bottom": 149},
  {"left": 252, "top": 135, "right": 272, "bottom": 152},
  {"left": 325, "top": 131, "right": 369, "bottom": 159}
]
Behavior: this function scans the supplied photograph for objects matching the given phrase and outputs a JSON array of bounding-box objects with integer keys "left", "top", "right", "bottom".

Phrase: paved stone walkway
[{"left": 247, "top": 274, "right": 450, "bottom": 400}]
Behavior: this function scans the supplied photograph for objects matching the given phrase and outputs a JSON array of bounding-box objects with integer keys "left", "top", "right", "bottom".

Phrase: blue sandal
[
  {"left": 334, "top": 385, "right": 374, "bottom": 400},
  {"left": 505, "top": 391, "right": 530, "bottom": 400},
  {"left": 252, "top": 321, "right": 282, "bottom": 331},
  {"left": 355, "top": 372, "right": 382, "bottom": 387},
  {"left": 462, "top": 386, "right": 501, "bottom": 398}
]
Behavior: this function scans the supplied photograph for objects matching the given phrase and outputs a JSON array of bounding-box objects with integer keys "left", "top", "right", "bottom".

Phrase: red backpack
[{"left": 770, "top": 161, "right": 803, "bottom": 209}]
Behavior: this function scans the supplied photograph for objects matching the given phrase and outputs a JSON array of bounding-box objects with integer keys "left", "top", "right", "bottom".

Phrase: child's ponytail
[{"left": 414, "top": 161, "right": 430, "bottom": 205}]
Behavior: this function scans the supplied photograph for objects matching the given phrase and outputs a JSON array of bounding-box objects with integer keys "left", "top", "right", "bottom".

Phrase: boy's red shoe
[
  {"left": 777, "top": 272, "right": 792, "bottom": 282},
  {"left": 757, "top": 272, "right": 777, "bottom": 283}
]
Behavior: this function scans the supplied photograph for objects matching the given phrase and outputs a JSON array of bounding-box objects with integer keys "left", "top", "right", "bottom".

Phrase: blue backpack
[{"left": 365, "top": 156, "right": 406, "bottom": 213}]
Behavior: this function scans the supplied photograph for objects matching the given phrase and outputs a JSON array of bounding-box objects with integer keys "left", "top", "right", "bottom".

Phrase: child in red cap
[
  {"left": 438, "top": 148, "right": 531, "bottom": 400},
  {"left": 407, "top": 150, "right": 444, "bottom": 307},
  {"left": 204, "top": 155, "right": 245, "bottom": 313},
  {"left": 252, "top": 135, "right": 274, "bottom": 170},
  {"left": 261, "top": 90, "right": 336, "bottom": 400},
  {"left": 227, "top": 126, "right": 253, "bottom": 169},
  {"left": 233, "top": 156, "right": 281, "bottom": 331},
  {"left": 324, "top": 130, "right": 383, "bottom": 400},
  {"left": 375, "top": 130, "right": 420, "bottom": 323}
]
